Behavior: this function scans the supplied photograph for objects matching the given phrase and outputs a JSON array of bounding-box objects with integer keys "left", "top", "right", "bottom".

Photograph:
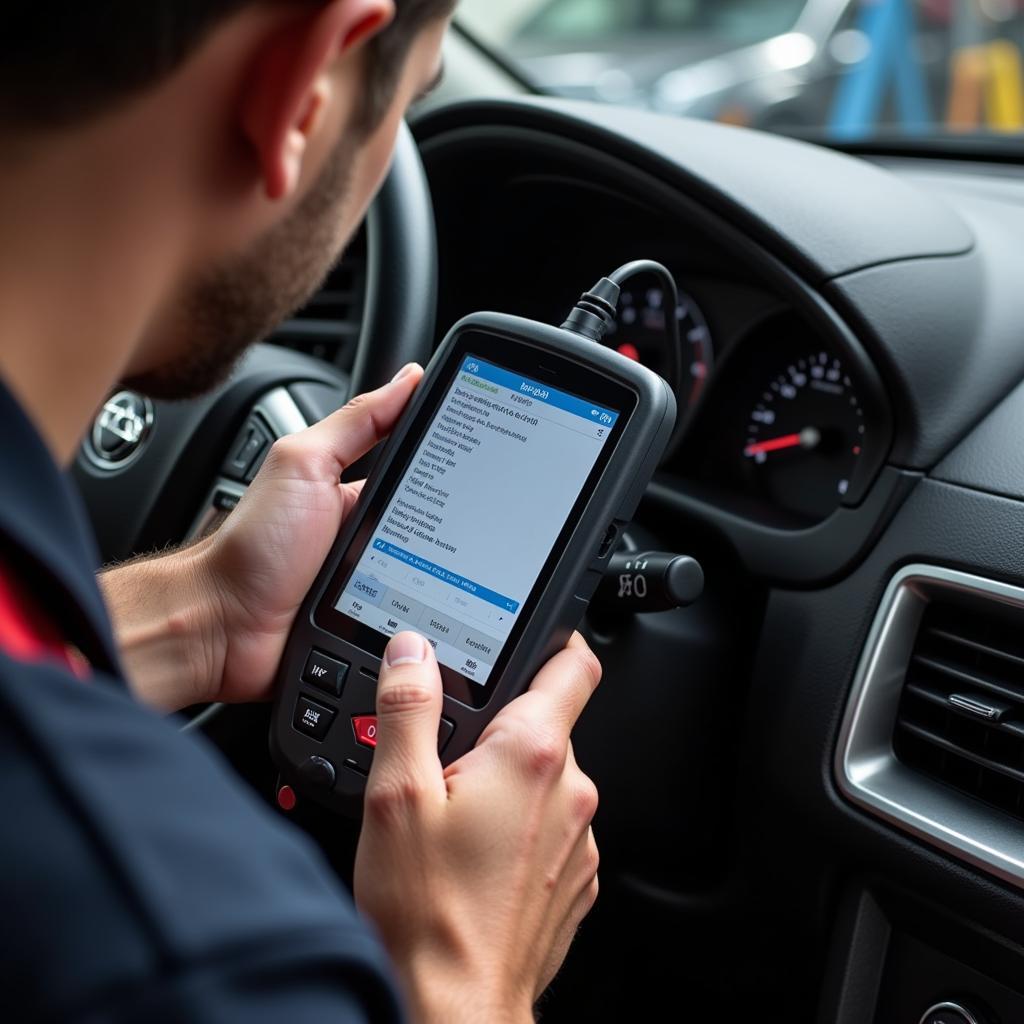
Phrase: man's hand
[
  {"left": 102, "top": 364, "right": 423, "bottom": 711},
  {"left": 203, "top": 363, "right": 425, "bottom": 705},
  {"left": 355, "top": 631, "right": 602, "bottom": 1024}
]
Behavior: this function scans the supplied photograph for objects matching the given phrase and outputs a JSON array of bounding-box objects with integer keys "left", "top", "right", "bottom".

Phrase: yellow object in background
[
  {"left": 987, "top": 40, "right": 1024, "bottom": 133},
  {"left": 947, "top": 40, "right": 1024, "bottom": 133}
]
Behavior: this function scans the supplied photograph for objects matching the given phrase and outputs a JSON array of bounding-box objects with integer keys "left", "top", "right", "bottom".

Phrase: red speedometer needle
[
  {"left": 745, "top": 433, "right": 802, "bottom": 456},
  {"left": 745, "top": 427, "right": 821, "bottom": 458}
]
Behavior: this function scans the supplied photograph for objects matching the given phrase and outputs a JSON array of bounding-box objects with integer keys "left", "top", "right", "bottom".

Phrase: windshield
[{"left": 458, "top": 0, "right": 1024, "bottom": 145}]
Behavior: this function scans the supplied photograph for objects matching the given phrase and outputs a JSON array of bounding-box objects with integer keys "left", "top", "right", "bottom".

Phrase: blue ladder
[{"left": 829, "top": 0, "right": 933, "bottom": 140}]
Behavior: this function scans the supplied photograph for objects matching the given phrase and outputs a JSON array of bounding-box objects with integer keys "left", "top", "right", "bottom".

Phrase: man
[{"left": 0, "top": 2, "right": 602, "bottom": 1021}]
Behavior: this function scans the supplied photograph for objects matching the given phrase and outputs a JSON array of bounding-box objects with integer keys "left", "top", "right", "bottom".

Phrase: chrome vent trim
[{"left": 836, "top": 565, "right": 1024, "bottom": 890}]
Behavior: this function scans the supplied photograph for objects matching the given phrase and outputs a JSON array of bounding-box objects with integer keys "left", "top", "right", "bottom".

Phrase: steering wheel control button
[
  {"left": 223, "top": 416, "right": 271, "bottom": 482},
  {"left": 343, "top": 757, "right": 368, "bottom": 778},
  {"left": 276, "top": 784, "right": 297, "bottom": 812},
  {"left": 213, "top": 490, "right": 241, "bottom": 513},
  {"left": 298, "top": 755, "right": 337, "bottom": 791},
  {"left": 353, "top": 715, "right": 378, "bottom": 749},
  {"left": 920, "top": 1002, "right": 987, "bottom": 1024},
  {"left": 302, "top": 650, "right": 349, "bottom": 697},
  {"left": 293, "top": 696, "right": 336, "bottom": 741},
  {"left": 438, "top": 717, "right": 455, "bottom": 754}
]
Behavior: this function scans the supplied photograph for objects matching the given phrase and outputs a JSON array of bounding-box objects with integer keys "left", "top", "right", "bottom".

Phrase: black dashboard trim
[
  {"left": 648, "top": 468, "right": 921, "bottom": 588},
  {"left": 414, "top": 98, "right": 975, "bottom": 285}
]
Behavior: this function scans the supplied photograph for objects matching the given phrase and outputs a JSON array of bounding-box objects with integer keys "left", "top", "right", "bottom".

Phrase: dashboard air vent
[
  {"left": 894, "top": 600, "right": 1024, "bottom": 822},
  {"left": 837, "top": 565, "right": 1024, "bottom": 892},
  {"left": 272, "top": 235, "right": 366, "bottom": 366}
]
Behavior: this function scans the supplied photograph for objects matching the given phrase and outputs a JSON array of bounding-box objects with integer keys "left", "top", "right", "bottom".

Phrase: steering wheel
[{"left": 73, "top": 122, "right": 437, "bottom": 566}]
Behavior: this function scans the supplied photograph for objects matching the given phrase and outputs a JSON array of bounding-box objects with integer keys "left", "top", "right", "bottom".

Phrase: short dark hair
[{"left": 1, "top": 1, "right": 452, "bottom": 132}]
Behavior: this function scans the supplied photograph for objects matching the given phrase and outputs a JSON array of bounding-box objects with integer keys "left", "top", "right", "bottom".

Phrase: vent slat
[
  {"left": 926, "top": 626, "right": 1024, "bottom": 669},
  {"left": 909, "top": 654, "right": 1024, "bottom": 705},
  {"left": 903, "top": 681, "right": 950, "bottom": 708},
  {"left": 897, "top": 720, "right": 1024, "bottom": 786},
  {"left": 276, "top": 320, "right": 361, "bottom": 340},
  {"left": 895, "top": 600, "right": 1024, "bottom": 824}
]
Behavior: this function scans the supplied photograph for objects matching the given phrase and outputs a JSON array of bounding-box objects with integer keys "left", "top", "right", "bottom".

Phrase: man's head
[{"left": 1, "top": 1, "right": 453, "bottom": 399}]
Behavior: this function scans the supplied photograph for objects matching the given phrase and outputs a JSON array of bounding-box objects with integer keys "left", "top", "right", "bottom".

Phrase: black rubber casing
[{"left": 270, "top": 312, "right": 677, "bottom": 815}]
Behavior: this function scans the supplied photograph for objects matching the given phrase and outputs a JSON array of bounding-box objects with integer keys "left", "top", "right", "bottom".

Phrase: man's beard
[{"left": 123, "top": 134, "right": 357, "bottom": 400}]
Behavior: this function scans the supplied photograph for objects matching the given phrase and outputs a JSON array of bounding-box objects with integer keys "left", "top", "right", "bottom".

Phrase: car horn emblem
[{"left": 84, "top": 391, "right": 155, "bottom": 471}]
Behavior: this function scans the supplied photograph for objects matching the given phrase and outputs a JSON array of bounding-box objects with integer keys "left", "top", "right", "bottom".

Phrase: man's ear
[{"left": 241, "top": 0, "right": 395, "bottom": 201}]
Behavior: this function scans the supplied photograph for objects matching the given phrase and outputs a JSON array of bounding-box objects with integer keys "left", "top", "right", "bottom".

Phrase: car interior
[{"left": 72, "top": 11, "right": 1024, "bottom": 1024}]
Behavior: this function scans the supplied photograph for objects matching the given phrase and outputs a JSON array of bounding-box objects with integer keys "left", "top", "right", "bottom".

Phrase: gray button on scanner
[
  {"left": 381, "top": 589, "right": 427, "bottom": 627},
  {"left": 418, "top": 609, "right": 460, "bottom": 644},
  {"left": 457, "top": 628, "right": 501, "bottom": 661}
]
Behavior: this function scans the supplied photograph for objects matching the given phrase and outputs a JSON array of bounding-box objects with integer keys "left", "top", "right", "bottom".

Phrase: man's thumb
[{"left": 371, "top": 632, "right": 445, "bottom": 792}]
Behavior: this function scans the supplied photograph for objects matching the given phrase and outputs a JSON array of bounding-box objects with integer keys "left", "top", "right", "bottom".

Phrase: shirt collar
[{"left": 0, "top": 378, "right": 122, "bottom": 675}]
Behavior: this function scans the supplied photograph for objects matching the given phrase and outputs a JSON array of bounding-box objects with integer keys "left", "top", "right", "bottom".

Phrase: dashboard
[
  {"left": 416, "top": 101, "right": 1024, "bottom": 1024},
  {"left": 278, "top": 98, "right": 1024, "bottom": 1022}
]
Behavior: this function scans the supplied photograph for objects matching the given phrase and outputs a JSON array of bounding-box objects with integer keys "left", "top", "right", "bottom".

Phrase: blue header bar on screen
[
  {"left": 459, "top": 357, "right": 619, "bottom": 427},
  {"left": 372, "top": 540, "right": 520, "bottom": 613}
]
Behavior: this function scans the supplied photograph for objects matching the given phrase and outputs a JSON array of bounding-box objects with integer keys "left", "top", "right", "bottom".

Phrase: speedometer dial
[
  {"left": 609, "top": 285, "right": 713, "bottom": 410},
  {"left": 743, "top": 352, "right": 865, "bottom": 521}
]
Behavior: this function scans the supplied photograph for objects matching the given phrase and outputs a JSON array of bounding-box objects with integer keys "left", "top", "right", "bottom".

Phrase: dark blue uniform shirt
[{"left": 0, "top": 381, "right": 404, "bottom": 1023}]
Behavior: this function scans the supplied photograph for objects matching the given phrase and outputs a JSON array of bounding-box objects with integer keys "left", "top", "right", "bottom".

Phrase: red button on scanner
[{"left": 353, "top": 715, "right": 378, "bottom": 749}]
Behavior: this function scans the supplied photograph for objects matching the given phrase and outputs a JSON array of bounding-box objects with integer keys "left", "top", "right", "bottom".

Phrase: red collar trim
[{"left": 0, "top": 564, "right": 90, "bottom": 679}]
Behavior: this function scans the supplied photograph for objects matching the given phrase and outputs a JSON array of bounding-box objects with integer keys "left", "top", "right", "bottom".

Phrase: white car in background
[{"left": 462, "top": 0, "right": 950, "bottom": 133}]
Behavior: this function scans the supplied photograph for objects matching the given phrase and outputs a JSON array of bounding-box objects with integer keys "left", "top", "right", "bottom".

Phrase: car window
[
  {"left": 519, "top": 0, "right": 634, "bottom": 38},
  {"left": 515, "top": 0, "right": 804, "bottom": 44},
  {"left": 457, "top": 0, "right": 1024, "bottom": 146}
]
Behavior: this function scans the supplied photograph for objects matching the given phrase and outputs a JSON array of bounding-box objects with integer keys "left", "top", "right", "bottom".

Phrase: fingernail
[
  {"left": 385, "top": 632, "right": 427, "bottom": 668},
  {"left": 391, "top": 362, "right": 421, "bottom": 384}
]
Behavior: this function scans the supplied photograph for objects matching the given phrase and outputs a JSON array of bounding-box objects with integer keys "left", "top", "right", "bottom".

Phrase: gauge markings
[
  {"left": 611, "top": 283, "right": 714, "bottom": 411},
  {"left": 743, "top": 352, "right": 865, "bottom": 521}
]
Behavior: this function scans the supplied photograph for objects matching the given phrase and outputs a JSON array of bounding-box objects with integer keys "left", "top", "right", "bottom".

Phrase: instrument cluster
[{"left": 613, "top": 278, "right": 888, "bottom": 527}]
